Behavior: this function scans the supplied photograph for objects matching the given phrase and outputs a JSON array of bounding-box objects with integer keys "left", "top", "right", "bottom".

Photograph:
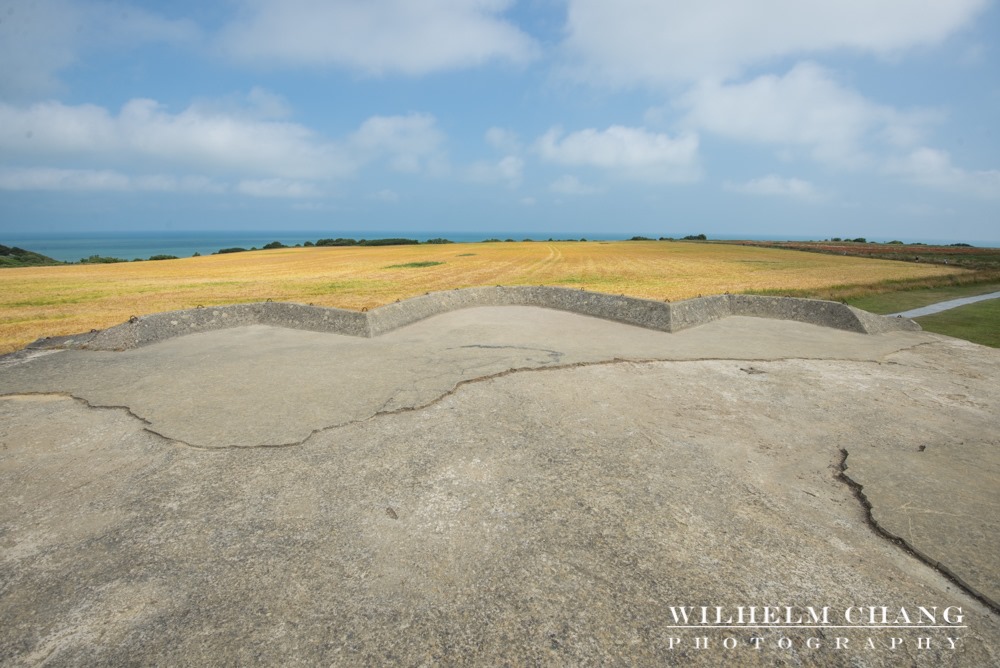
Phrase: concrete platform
[{"left": 1, "top": 301, "right": 997, "bottom": 665}]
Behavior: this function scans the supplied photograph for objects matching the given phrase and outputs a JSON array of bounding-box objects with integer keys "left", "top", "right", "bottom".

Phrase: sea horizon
[{"left": 5, "top": 230, "right": 998, "bottom": 264}]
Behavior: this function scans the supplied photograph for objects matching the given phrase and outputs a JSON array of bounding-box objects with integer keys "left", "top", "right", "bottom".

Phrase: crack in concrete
[
  {"left": 5, "top": 361, "right": 997, "bottom": 621},
  {"left": 837, "top": 448, "right": 1000, "bottom": 616},
  {"left": 0, "top": 391, "right": 202, "bottom": 450},
  {"left": 0, "top": 353, "right": 924, "bottom": 451}
]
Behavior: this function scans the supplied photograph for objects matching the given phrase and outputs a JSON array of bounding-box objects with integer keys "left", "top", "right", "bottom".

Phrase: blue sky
[{"left": 1, "top": 0, "right": 998, "bottom": 243}]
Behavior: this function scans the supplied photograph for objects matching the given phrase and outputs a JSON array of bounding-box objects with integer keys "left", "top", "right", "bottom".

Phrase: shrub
[
  {"left": 263, "top": 241, "right": 286, "bottom": 249},
  {"left": 148, "top": 254, "right": 179, "bottom": 261},
  {"left": 425, "top": 238, "right": 454, "bottom": 244},
  {"left": 303, "top": 241, "right": 314, "bottom": 247},
  {"left": 629, "top": 236, "right": 654, "bottom": 241},
  {"left": 80, "top": 255, "right": 127, "bottom": 263},
  {"left": 315, "top": 238, "right": 357, "bottom": 246},
  {"left": 682, "top": 234, "right": 707, "bottom": 241},
  {"left": 852, "top": 237, "right": 867, "bottom": 243},
  {"left": 215, "top": 247, "right": 247, "bottom": 254},
  {"left": 358, "top": 238, "right": 419, "bottom": 246}
]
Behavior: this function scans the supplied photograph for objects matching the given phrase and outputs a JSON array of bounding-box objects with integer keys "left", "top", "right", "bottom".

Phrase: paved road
[{"left": 890, "top": 290, "right": 1000, "bottom": 318}]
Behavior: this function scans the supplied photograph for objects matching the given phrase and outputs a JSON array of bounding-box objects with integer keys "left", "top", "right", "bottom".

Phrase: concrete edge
[{"left": 23, "top": 288, "right": 920, "bottom": 352}]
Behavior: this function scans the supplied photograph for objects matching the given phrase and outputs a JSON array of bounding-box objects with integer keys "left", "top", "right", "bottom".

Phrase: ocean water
[
  {"left": 4, "top": 230, "right": 548, "bottom": 263},
  {"left": 4, "top": 230, "right": 994, "bottom": 263},
  {"left": 2, "top": 230, "right": 663, "bottom": 262}
]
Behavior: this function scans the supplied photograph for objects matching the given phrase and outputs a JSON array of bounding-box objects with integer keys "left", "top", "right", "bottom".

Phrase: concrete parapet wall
[
  {"left": 728, "top": 294, "right": 867, "bottom": 333},
  {"left": 27, "top": 288, "right": 920, "bottom": 352}
]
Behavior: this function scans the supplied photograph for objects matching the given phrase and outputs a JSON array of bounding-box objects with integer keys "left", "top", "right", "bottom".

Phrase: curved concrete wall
[{"left": 29, "top": 287, "right": 920, "bottom": 352}]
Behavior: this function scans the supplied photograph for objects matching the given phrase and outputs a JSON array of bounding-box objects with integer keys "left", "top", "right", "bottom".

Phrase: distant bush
[
  {"left": 481, "top": 238, "right": 502, "bottom": 243},
  {"left": 886, "top": 240, "right": 904, "bottom": 245},
  {"left": 425, "top": 238, "right": 453, "bottom": 244},
  {"left": 505, "top": 239, "right": 515, "bottom": 242},
  {"left": 852, "top": 237, "right": 867, "bottom": 243},
  {"left": 215, "top": 247, "right": 247, "bottom": 254},
  {"left": 316, "top": 238, "right": 357, "bottom": 246},
  {"left": 192, "top": 252, "right": 201, "bottom": 257},
  {"left": 358, "top": 238, "right": 419, "bottom": 246},
  {"left": 658, "top": 237, "right": 674, "bottom": 241},
  {"left": 80, "top": 255, "right": 127, "bottom": 263},
  {"left": 629, "top": 236, "right": 654, "bottom": 241},
  {"left": 682, "top": 234, "right": 707, "bottom": 241},
  {"left": 148, "top": 254, "right": 179, "bottom": 261},
  {"left": 831, "top": 237, "right": 842, "bottom": 242},
  {"left": 262, "top": 241, "right": 286, "bottom": 249},
  {"left": 951, "top": 242, "right": 973, "bottom": 247},
  {"left": 522, "top": 238, "right": 534, "bottom": 242},
  {"left": 303, "top": 241, "right": 314, "bottom": 247}
]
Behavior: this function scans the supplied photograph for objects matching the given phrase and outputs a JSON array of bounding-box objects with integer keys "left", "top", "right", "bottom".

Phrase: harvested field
[{"left": 0, "top": 240, "right": 964, "bottom": 354}]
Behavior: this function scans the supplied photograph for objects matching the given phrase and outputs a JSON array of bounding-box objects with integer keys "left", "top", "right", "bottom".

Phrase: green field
[
  {"left": 914, "top": 299, "right": 1000, "bottom": 348},
  {"left": 845, "top": 282, "right": 1000, "bottom": 314}
]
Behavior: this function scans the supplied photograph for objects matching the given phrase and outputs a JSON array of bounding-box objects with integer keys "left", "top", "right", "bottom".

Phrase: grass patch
[
  {"left": 295, "top": 280, "right": 385, "bottom": 295},
  {"left": 914, "top": 299, "right": 1000, "bottom": 348},
  {"left": 845, "top": 283, "right": 1000, "bottom": 314},
  {"left": 742, "top": 272, "right": 1000, "bottom": 304},
  {"left": 384, "top": 261, "right": 445, "bottom": 269}
]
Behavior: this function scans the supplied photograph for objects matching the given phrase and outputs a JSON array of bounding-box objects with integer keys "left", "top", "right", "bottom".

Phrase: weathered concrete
[
  {"left": 25, "top": 288, "right": 919, "bottom": 353},
  {"left": 1, "top": 309, "right": 929, "bottom": 448},
  {"left": 0, "top": 305, "right": 996, "bottom": 666}
]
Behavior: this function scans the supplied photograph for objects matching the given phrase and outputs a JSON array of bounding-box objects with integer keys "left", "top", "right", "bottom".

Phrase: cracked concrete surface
[{"left": 1, "top": 305, "right": 998, "bottom": 665}]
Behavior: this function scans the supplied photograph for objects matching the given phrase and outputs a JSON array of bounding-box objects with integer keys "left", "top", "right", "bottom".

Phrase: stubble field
[{"left": 0, "top": 240, "right": 965, "bottom": 354}]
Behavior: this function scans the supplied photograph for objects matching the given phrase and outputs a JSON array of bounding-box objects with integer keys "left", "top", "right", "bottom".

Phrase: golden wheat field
[{"left": 0, "top": 240, "right": 964, "bottom": 354}]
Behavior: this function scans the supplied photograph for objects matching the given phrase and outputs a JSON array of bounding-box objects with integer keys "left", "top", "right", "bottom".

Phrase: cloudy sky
[{"left": 1, "top": 0, "right": 998, "bottom": 242}]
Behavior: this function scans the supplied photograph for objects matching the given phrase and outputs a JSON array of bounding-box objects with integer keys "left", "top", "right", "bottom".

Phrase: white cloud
[
  {"left": 236, "top": 179, "right": 323, "bottom": 198},
  {"left": 536, "top": 125, "right": 701, "bottom": 182},
  {"left": 680, "top": 62, "right": 935, "bottom": 167},
  {"left": 549, "top": 175, "right": 601, "bottom": 195},
  {"left": 350, "top": 113, "right": 446, "bottom": 173},
  {"left": 886, "top": 148, "right": 1000, "bottom": 198},
  {"left": 561, "top": 0, "right": 989, "bottom": 86},
  {"left": 0, "top": 167, "right": 224, "bottom": 193},
  {"left": 725, "top": 175, "right": 824, "bottom": 201},
  {"left": 0, "top": 0, "right": 200, "bottom": 98},
  {"left": 189, "top": 87, "right": 293, "bottom": 121},
  {"left": 0, "top": 99, "right": 353, "bottom": 180},
  {"left": 0, "top": 100, "right": 454, "bottom": 196},
  {"left": 466, "top": 156, "right": 523, "bottom": 186},
  {"left": 485, "top": 127, "right": 522, "bottom": 153},
  {"left": 219, "top": 0, "right": 538, "bottom": 75},
  {"left": 370, "top": 189, "right": 400, "bottom": 202}
]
